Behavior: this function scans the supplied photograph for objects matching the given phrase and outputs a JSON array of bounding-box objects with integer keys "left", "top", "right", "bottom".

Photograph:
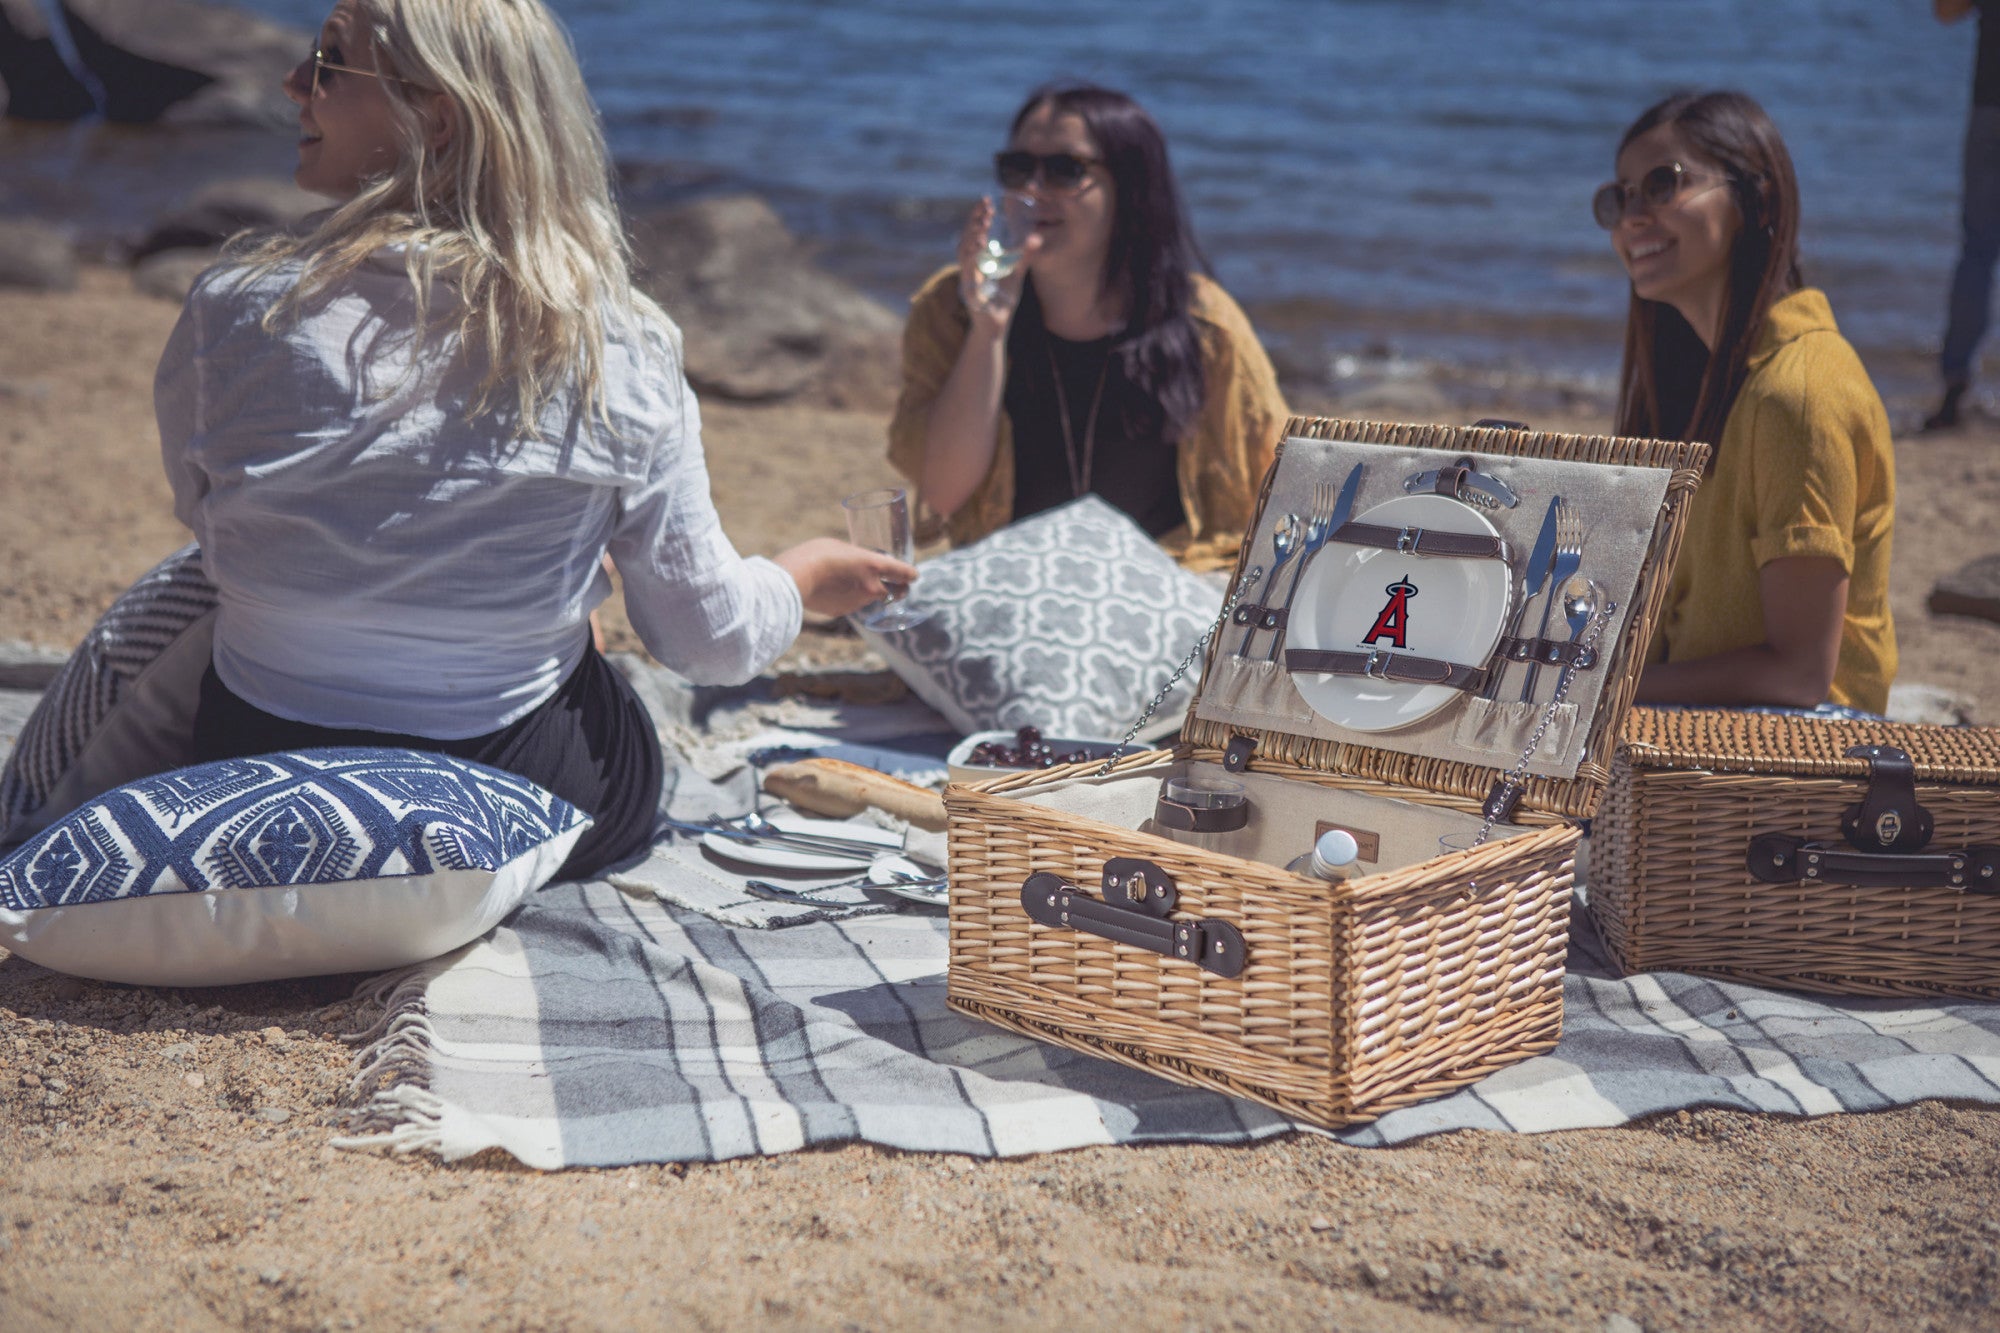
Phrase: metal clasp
[
  {"left": 1395, "top": 526, "right": 1419, "bottom": 554},
  {"left": 1363, "top": 649, "right": 1390, "bottom": 680}
]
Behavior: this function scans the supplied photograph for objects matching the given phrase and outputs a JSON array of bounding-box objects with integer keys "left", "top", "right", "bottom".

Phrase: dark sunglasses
[
  {"left": 1591, "top": 161, "right": 1734, "bottom": 230},
  {"left": 306, "top": 42, "right": 422, "bottom": 97},
  {"left": 994, "top": 150, "right": 1103, "bottom": 192}
]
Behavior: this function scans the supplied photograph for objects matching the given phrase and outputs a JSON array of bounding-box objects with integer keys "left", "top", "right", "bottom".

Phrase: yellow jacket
[
  {"left": 1649, "top": 288, "right": 1897, "bottom": 712},
  {"left": 887, "top": 265, "right": 1288, "bottom": 571}
]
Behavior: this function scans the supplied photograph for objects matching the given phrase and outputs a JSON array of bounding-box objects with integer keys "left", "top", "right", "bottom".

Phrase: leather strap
[
  {"left": 1022, "top": 871, "right": 1247, "bottom": 978},
  {"left": 1493, "top": 635, "right": 1600, "bottom": 671},
  {"left": 1283, "top": 648, "right": 1487, "bottom": 693},
  {"left": 1747, "top": 834, "right": 2000, "bottom": 893},
  {"left": 1840, "top": 744, "right": 1933, "bottom": 853},
  {"left": 1329, "top": 521, "right": 1513, "bottom": 563},
  {"left": 1231, "top": 602, "right": 1288, "bottom": 633},
  {"left": 1152, "top": 798, "right": 1250, "bottom": 833}
]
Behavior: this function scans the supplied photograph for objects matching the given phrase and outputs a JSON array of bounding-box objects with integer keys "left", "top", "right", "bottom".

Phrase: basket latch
[
  {"left": 1021, "top": 867, "right": 1247, "bottom": 978},
  {"left": 1222, "top": 734, "right": 1257, "bottom": 774},
  {"left": 1838, "top": 745, "right": 1932, "bottom": 853}
]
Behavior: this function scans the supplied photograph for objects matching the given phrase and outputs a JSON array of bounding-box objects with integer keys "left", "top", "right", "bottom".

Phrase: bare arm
[
  {"left": 1938, "top": 0, "right": 1976, "bottom": 24},
  {"left": 915, "top": 200, "right": 1040, "bottom": 517},
  {"left": 1635, "top": 556, "right": 1848, "bottom": 708}
]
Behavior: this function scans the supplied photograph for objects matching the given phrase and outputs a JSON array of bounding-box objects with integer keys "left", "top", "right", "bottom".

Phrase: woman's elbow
[{"left": 1769, "top": 648, "right": 1839, "bottom": 709}]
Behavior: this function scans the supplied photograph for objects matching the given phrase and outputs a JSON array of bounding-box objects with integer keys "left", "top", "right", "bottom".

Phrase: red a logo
[{"left": 1362, "top": 577, "right": 1417, "bottom": 649}]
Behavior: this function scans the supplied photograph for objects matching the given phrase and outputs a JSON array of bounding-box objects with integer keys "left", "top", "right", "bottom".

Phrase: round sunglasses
[
  {"left": 994, "top": 150, "right": 1103, "bottom": 193},
  {"left": 1591, "top": 161, "right": 1735, "bottom": 230}
]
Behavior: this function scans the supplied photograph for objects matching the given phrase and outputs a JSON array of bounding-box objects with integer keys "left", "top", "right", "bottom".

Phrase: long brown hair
[{"left": 1612, "top": 91, "right": 1803, "bottom": 450}]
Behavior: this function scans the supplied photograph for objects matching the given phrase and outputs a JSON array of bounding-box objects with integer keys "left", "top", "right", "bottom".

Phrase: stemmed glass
[
  {"left": 975, "top": 191, "right": 1037, "bottom": 300},
  {"left": 842, "top": 488, "right": 931, "bottom": 631}
]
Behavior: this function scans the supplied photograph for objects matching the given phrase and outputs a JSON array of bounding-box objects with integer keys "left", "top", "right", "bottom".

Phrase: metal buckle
[
  {"left": 1395, "top": 526, "right": 1418, "bottom": 554},
  {"left": 1363, "top": 649, "right": 1390, "bottom": 680}
]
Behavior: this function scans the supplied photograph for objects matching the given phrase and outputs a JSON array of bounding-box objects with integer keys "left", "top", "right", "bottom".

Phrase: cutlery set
[
  {"left": 1231, "top": 463, "right": 1364, "bottom": 660},
  {"left": 662, "top": 813, "right": 948, "bottom": 904}
]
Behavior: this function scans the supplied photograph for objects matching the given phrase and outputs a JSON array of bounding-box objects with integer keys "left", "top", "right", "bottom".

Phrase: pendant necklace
[{"left": 1047, "top": 341, "right": 1110, "bottom": 499}]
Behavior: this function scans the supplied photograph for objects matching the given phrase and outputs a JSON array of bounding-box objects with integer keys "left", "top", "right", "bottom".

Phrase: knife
[
  {"left": 1264, "top": 462, "right": 1366, "bottom": 661},
  {"left": 1325, "top": 460, "right": 1366, "bottom": 545},
  {"left": 1479, "top": 493, "right": 1562, "bottom": 699}
]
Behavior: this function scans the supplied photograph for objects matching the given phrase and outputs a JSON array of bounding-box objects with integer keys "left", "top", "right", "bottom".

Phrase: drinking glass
[
  {"left": 1158, "top": 774, "right": 1248, "bottom": 852},
  {"left": 842, "top": 487, "right": 931, "bottom": 631},
  {"left": 975, "top": 191, "right": 1037, "bottom": 299}
]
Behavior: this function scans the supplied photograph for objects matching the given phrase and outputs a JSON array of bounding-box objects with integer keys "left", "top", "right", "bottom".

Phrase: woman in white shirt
[{"left": 157, "top": 0, "right": 912, "bottom": 878}]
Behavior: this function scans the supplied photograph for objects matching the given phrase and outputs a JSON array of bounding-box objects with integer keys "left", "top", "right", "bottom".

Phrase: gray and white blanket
[{"left": 7, "top": 669, "right": 2000, "bottom": 1169}]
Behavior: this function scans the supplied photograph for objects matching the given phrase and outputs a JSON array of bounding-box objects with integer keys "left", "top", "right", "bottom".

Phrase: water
[{"left": 8, "top": 0, "right": 1973, "bottom": 405}]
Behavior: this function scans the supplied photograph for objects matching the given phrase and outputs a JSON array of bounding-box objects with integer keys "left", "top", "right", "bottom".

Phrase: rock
[
  {"left": 251, "top": 1107, "right": 290, "bottom": 1124},
  {"left": 0, "top": 640, "right": 68, "bottom": 689},
  {"left": 1605, "top": 1316, "right": 1643, "bottom": 1333},
  {"left": 0, "top": 218, "right": 78, "bottom": 291},
  {"left": 1885, "top": 682, "right": 1975, "bottom": 728},
  {"left": 134, "top": 176, "right": 332, "bottom": 261},
  {"left": 1930, "top": 554, "right": 2000, "bottom": 626},
  {"left": 629, "top": 194, "right": 900, "bottom": 407},
  {"left": 0, "top": 0, "right": 97, "bottom": 121},
  {"left": 56, "top": 0, "right": 308, "bottom": 128},
  {"left": 133, "top": 246, "right": 219, "bottom": 303}
]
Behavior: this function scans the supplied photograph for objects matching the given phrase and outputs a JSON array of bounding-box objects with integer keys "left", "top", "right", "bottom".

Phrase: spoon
[
  {"left": 1560, "top": 575, "right": 1612, "bottom": 659},
  {"left": 1237, "top": 512, "right": 1300, "bottom": 656},
  {"left": 743, "top": 859, "right": 945, "bottom": 906}
]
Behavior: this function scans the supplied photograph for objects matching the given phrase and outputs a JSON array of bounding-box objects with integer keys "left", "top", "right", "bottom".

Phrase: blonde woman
[{"left": 157, "top": 0, "right": 912, "bottom": 878}]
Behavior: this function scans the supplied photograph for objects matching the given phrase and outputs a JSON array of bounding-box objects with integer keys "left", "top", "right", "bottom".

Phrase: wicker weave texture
[
  {"left": 1621, "top": 708, "right": 2000, "bottom": 782},
  {"left": 1593, "top": 758, "right": 2000, "bottom": 999},
  {"left": 943, "top": 754, "right": 1578, "bottom": 1128},
  {"left": 1182, "top": 417, "right": 1711, "bottom": 822}
]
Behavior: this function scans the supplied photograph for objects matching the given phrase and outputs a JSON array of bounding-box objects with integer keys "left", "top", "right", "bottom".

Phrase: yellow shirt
[
  {"left": 887, "top": 265, "right": 1289, "bottom": 571},
  {"left": 1649, "top": 288, "right": 1897, "bottom": 713}
]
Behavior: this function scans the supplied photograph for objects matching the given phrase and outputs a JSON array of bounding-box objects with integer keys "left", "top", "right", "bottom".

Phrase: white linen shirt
[{"left": 156, "top": 253, "right": 802, "bottom": 739}]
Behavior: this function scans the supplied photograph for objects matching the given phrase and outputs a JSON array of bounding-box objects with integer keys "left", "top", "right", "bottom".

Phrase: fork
[
  {"left": 1263, "top": 480, "right": 1338, "bottom": 662},
  {"left": 1519, "top": 499, "right": 1584, "bottom": 703}
]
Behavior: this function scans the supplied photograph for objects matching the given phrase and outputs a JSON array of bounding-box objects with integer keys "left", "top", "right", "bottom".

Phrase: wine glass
[
  {"left": 975, "top": 191, "right": 1037, "bottom": 300},
  {"left": 842, "top": 488, "right": 931, "bottom": 631}
]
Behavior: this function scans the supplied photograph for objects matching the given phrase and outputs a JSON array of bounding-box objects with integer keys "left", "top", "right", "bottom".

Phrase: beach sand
[{"left": 3, "top": 267, "right": 1999, "bottom": 1330}]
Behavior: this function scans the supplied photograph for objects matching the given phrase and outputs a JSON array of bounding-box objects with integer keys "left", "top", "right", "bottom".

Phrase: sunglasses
[
  {"left": 994, "top": 150, "right": 1103, "bottom": 193},
  {"left": 1591, "top": 161, "right": 1735, "bottom": 230},
  {"left": 306, "top": 43, "right": 422, "bottom": 97}
]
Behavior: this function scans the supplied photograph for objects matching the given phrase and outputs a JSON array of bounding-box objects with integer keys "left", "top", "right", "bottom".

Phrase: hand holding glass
[
  {"left": 842, "top": 488, "right": 931, "bottom": 631},
  {"left": 976, "top": 191, "right": 1037, "bottom": 300}
]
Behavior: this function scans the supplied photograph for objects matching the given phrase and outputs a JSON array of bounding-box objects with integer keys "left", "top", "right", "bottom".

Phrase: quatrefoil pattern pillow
[
  {"left": 0, "top": 748, "right": 589, "bottom": 986},
  {"left": 858, "top": 496, "right": 1223, "bottom": 739}
]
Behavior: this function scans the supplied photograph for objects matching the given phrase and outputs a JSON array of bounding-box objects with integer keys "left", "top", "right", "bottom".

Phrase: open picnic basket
[
  {"left": 941, "top": 416, "right": 1710, "bottom": 1128},
  {"left": 1593, "top": 708, "right": 2000, "bottom": 999}
]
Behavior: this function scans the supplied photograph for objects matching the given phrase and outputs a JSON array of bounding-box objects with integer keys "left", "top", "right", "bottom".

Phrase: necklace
[{"left": 1046, "top": 341, "right": 1110, "bottom": 500}]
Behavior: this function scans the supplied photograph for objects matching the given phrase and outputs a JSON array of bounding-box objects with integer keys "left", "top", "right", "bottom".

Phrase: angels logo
[{"left": 1361, "top": 576, "right": 1418, "bottom": 649}]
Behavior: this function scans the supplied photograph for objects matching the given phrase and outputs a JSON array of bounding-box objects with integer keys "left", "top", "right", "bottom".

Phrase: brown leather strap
[
  {"left": 1493, "top": 636, "right": 1601, "bottom": 671},
  {"left": 1329, "top": 521, "right": 1512, "bottom": 563},
  {"left": 1152, "top": 798, "right": 1251, "bottom": 833},
  {"left": 1283, "top": 648, "right": 1488, "bottom": 693}
]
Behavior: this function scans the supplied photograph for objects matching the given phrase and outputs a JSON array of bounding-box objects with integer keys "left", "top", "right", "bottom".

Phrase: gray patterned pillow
[{"left": 859, "top": 496, "right": 1223, "bottom": 740}]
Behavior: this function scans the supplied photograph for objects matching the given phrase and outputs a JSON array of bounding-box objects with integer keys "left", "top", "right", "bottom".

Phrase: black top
[
  {"left": 1978, "top": 1, "right": 2000, "bottom": 107},
  {"left": 1005, "top": 331, "right": 1184, "bottom": 537}
]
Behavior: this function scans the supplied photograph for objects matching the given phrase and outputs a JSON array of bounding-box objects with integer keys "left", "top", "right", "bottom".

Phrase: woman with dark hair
[
  {"left": 888, "top": 83, "right": 1287, "bottom": 571},
  {"left": 1602, "top": 90, "right": 1896, "bottom": 712}
]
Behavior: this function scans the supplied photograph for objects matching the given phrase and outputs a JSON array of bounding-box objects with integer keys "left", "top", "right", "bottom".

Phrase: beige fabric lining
[{"left": 1197, "top": 436, "right": 1672, "bottom": 780}]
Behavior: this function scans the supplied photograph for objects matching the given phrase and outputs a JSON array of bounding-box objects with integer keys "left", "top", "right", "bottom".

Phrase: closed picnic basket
[
  {"left": 943, "top": 416, "right": 1710, "bottom": 1128},
  {"left": 1592, "top": 708, "right": 2000, "bottom": 999}
]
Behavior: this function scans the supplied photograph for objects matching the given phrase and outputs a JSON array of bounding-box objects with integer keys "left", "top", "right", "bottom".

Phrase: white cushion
[
  {"left": 858, "top": 496, "right": 1223, "bottom": 740},
  {"left": 0, "top": 748, "right": 589, "bottom": 986},
  {"left": 0, "top": 544, "right": 216, "bottom": 847}
]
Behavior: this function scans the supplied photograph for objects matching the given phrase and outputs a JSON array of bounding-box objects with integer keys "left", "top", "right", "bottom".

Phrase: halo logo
[{"left": 1362, "top": 577, "right": 1417, "bottom": 650}]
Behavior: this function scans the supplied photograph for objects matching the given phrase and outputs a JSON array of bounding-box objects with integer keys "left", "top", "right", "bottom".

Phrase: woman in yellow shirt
[
  {"left": 1599, "top": 90, "right": 1896, "bottom": 713},
  {"left": 887, "top": 83, "right": 1288, "bottom": 573}
]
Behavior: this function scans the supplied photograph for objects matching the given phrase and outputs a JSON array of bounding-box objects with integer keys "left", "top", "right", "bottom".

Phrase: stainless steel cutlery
[{"left": 1520, "top": 499, "right": 1585, "bottom": 703}]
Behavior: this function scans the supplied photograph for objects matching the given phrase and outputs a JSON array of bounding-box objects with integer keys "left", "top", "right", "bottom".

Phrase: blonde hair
[{"left": 234, "top": 0, "right": 659, "bottom": 432}]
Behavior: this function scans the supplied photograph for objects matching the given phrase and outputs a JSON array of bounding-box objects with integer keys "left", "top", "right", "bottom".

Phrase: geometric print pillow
[
  {"left": 857, "top": 496, "right": 1223, "bottom": 740},
  {"left": 0, "top": 748, "right": 590, "bottom": 987},
  {"left": 0, "top": 543, "right": 218, "bottom": 848}
]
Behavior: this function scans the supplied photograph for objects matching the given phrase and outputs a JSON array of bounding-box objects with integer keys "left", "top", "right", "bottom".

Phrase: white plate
[
  {"left": 1287, "top": 493, "right": 1511, "bottom": 732},
  {"left": 700, "top": 815, "right": 903, "bottom": 874},
  {"left": 869, "top": 854, "right": 948, "bottom": 906}
]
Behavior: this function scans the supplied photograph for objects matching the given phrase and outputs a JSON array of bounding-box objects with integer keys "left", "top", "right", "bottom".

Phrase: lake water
[{"left": 12, "top": 0, "right": 1978, "bottom": 406}]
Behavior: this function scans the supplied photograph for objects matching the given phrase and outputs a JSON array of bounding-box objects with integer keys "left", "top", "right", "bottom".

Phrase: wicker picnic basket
[
  {"left": 1592, "top": 708, "right": 2000, "bottom": 999},
  {"left": 943, "top": 417, "right": 1710, "bottom": 1128}
]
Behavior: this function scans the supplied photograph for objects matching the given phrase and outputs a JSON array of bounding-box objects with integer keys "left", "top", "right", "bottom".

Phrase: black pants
[{"left": 193, "top": 644, "right": 663, "bottom": 881}]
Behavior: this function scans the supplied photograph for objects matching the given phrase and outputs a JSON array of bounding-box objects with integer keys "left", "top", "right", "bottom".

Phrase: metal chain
[
  {"left": 1093, "top": 568, "right": 1255, "bottom": 777},
  {"left": 1469, "top": 598, "right": 1619, "bottom": 847}
]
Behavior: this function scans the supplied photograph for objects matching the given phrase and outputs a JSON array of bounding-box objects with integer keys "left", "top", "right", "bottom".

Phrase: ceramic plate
[
  {"left": 1287, "top": 493, "right": 1511, "bottom": 732},
  {"left": 869, "top": 854, "right": 948, "bottom": 906},
  {"left": 700, "top": 815, "right": 903, "bottom": 873}
]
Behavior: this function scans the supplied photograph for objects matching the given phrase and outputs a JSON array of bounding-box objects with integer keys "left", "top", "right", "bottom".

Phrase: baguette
[{"left": 761, "top": 758, "right": 948, "bottom": 832}]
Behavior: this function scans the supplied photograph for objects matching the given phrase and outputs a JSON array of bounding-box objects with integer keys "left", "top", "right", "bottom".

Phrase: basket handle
[
  {"left": 1746, "top": 834, "right": 2000, "bottom": 893},
  {"left": 1021, "top": 868, "right": 1246, "bottom": 978}
]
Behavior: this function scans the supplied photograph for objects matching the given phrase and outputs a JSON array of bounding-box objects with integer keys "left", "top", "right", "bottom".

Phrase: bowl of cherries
[{"left": 945, "top": 725, "right": 1128, "bottom": 785}]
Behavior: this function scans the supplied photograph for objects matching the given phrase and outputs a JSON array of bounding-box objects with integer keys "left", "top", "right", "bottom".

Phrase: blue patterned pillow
[
  {"left": 0, "top": 748, "right": 590, "bottom": 986},
  {"left": 857, "top": 496, "right": 1223, "bottom": 740}
]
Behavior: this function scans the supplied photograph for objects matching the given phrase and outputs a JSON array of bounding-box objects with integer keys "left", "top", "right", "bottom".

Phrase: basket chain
[
  {"left": 1470, "top": 598, "right": 1618, "bottom": 847},
  {"left": 1093, "top": 567, "right": 1254, "bottom": 777}
]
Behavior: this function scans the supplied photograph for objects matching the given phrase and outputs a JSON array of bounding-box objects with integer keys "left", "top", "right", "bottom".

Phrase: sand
[{"left": 3, "top": 267, "right": 1999, "bottom": 1331}]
